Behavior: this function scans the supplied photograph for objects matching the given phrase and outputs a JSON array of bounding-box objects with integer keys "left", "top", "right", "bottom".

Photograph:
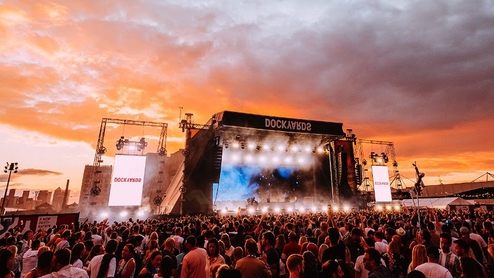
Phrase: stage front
[{"left": 178, "top": 111, "right": 356, "bottom": 215}]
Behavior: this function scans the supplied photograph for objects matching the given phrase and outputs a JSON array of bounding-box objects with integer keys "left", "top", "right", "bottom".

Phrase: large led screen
[
  {"left": 371, "top": 165, "right": 392, "bottom": 202},
  {"left": 214, "top": 148, "right": 330, "bottom": 204},
  {"left": 108, "top": 155, "right": 147, "bottom": 206}
]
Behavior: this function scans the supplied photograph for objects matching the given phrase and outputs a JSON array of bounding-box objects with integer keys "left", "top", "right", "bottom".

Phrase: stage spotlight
[
  {"left": 262, "top": 207, "right": 268, "bottom": 213},
  {"left": 382, "top": 153, "right": 389, "bottom": 163},
  {"left": 137, "top": 210, "right": 145, "bottom": 217},
  {"left": 287, "top": 207, "right": 293, "bottom": 212},
  {"left": 298, "top": 206, "right": 305, "bottom": 212},
  {"left": 376, "top": 205, "right": 383, "bottom": 211},
  {"left": 259, "top": 156, "right": 266, "bottom": 163},
  {"left": 272, "top": 157, "right": 280, "bottom": 163},
  {"left": 231, "top": 154, "right": 240, "bottom": 162},
  {"left": 386, "top": 205, "right": 392, "bottom": 211},
  {"left": 305, "top": 146, "right": 311, "bottom": 153},
  {"left": 297, "top": 157, "right": 305, "bottom": 165},
  {"left": 221, "top": 208, "right": 227, "bottom": 214},
  {"left": 291, "top": 146, "right": 299, "bottom": 152},
  {"left": 311, "top": 206, "right": 317, "bottom": 213},
  {"left": 394, "top": 205, "right": 401, "bottom": 211},
  {"left": 247, "top": 207, "right": 255, "bottom": 214},
  {"left": 274, "top": 207, "right": 281, "bottom": 213},
  {"left": 232, "top": 142, "right": 240, "bottom": 149},
  {"left": 284, "top": 156, "right": 293, "bottom": 163},
  {"left": 245, "top": 155, "right": 253, "bottom": 163},
  {"left": 332, "top": 205, "right": 339, "bottom": 212},
  {"left": 317, "top": 147, "right": 324, "bottom": 154},
  {"left": 277, "top": 145, "right": 285, "bottom": 151},
  {"left": 116, "top": 136, "right": 125, "bottom": 150},
  {"left": 120, "top": 211, "right": 128, "bottom": 217},
  {"left": 248, "top": 143, "right": 256, "bottom": 150},
  {"left": 100, "top": 211, "right": 109, "bottom": 218},
  {"left": 321, "top": 206, "right": 327, "bottom": 212},
  {"left": 343, "top": 205, "right": 350, "bottom": 212}
]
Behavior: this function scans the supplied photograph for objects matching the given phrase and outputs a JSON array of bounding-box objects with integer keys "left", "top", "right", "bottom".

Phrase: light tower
[{"left": 2, "top": 162, "right": 19, "bottom": 215}]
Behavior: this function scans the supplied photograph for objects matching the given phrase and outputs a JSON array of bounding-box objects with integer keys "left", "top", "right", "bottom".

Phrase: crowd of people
[{"left": 1, "top": 205, "right": 494, "bottom": 278}]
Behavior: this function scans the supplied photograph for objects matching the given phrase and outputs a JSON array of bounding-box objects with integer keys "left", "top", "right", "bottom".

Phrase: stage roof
[{"left": 213, "top": 111, "right": 345, "bottom": 136}]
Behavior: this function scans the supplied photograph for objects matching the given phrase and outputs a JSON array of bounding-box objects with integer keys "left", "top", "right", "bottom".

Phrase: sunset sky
[{"left": 1, "top": 0, "right": 493, "bottom": 203}]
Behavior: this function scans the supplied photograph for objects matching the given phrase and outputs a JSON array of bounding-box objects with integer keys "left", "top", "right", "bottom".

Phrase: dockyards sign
[{"left": 214, "top": 111, "right": 345, "bottom": 136}]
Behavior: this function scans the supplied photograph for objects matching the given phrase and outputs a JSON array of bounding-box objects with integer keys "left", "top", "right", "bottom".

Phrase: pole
[
  {"left": 62, "top": 179, "right": 70, "bottom": 212},
  {"left": 328, "top": 144, "right": 334, "bottom": 204},
  {"left": 416, "top": 193, "right": 421, "bottom": 231},
  {"left": 1, "top": 170, "right": 12, "bottom": 215}
]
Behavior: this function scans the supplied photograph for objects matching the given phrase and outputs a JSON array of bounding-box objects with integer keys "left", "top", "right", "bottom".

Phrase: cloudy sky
[{"left": 1, "top": 0, "right": 493, "bottom": 201}]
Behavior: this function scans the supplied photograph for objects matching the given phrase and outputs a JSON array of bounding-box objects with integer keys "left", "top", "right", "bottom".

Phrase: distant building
[
  {"left": 37, "top": 190, "right": 52, "bottom": 206},
  {"left": 51, "top": 187, "right": 68, "bottom": 212}
]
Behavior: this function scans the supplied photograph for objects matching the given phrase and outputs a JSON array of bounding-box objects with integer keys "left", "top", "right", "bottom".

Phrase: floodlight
[{"left": 245, "top": 155, "right": 253, "bottom": 163}]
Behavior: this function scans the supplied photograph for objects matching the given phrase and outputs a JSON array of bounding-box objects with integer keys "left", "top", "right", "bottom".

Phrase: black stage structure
[{"left": 177, "top": 111, "right": 358, "bottom": 215}]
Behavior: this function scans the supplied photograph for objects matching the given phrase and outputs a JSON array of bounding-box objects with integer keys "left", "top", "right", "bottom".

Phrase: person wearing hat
[
  {"left": 414, "top": 246, "right": 452, "bottom": 278},
  {"left": 396, "top": 228, "right": 406, "bottom": 238}
]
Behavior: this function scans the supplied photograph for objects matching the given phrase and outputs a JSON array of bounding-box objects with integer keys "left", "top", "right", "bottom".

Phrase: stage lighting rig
[
  {"left": 369, "top": 151, "right": 389, "bottom": 165},
  {"left": 381, "top": 152, "right": 389, "bottom": 163},
  {"left": 136, "top": 137, "right": 148, "bottom": 151},
  {"left": 116, "top": 136, "right": 125, "bottom": 150},
  {"left": 115, "top": 136, "right": 148, "bottom": 152}
]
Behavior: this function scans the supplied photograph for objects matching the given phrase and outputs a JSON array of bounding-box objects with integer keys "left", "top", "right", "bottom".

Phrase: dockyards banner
[
  {"left": 0, "top": 213, "right": 79, "bottom": 238},
  {"left": 214, "top": 111, "right": 345, "bottom": 136}
]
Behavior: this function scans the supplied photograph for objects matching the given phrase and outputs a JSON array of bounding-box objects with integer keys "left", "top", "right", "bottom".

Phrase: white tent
[{"left": 400, "top": 197, "right": 474, "bottom": 209}]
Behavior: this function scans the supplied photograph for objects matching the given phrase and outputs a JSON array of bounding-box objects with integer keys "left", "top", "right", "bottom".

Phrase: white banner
[
  {"left": 372, "top": 165, "right": 392, "bottom": 202},
  {"left": 109, "top": 155, "right": 147, "bottom": 206},
  {"left": 36, "top": 216, "right": 58, "bottom": 231}
]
